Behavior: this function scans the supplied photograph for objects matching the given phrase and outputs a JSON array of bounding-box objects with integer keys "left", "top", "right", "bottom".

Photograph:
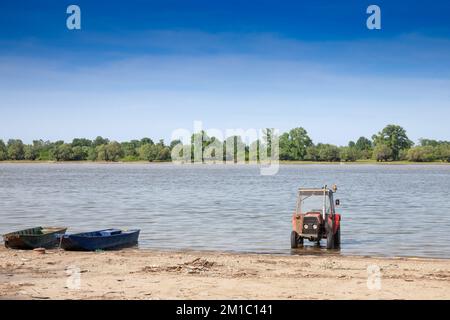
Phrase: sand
[{"left": 1, "top": 246, "right": 449, "bottom": 300}]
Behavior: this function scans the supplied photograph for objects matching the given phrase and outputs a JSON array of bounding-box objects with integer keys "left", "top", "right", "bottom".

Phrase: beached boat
[
  {"left": 60, "top": 229, "right": 140, "bottom": 251},
  {"left": 3, "top": 226, "right": 67, "bottom": 249}
]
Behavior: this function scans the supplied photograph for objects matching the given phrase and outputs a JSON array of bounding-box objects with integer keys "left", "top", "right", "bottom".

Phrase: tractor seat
[{"left": 305, "top": 211, "right": 321, "bottom": 216}]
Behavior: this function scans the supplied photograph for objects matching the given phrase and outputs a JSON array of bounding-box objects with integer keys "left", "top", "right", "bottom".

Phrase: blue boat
[{"left": 60, "top": 229, "right": 140, "bottom": 251}]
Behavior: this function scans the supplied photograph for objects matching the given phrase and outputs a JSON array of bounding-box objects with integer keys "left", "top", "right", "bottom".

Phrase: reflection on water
[
  {"left": 290, "top": 243, "right": 342, "bottom": 257},
  {"left": 0, "top": 163, "right": 449, "bottom": 258}
]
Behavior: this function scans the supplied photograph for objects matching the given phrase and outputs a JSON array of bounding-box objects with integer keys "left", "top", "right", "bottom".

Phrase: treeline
[
  {"left": 0, "top": 124, "right": 449, "bottom": 163},
  {"left": 279, "top": 125, "right": 450, "bottom": 162},
  {"left": 0, "top": 137, "right": 172, "bottom": 162}
]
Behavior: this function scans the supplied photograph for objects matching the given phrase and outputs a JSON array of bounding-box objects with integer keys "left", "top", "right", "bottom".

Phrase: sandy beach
[{"left": 1, "top": 247, "right": 449, "bottom": 300}]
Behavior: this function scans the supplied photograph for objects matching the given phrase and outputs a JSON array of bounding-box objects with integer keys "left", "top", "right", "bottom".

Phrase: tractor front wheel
[{"left": 291, "top": 231, "right": 300, "bottom": 249}]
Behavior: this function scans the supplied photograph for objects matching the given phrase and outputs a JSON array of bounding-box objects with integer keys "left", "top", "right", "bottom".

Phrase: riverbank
[
  {"left": 1, "top": 160, "right": 449, "bottom": 165},
  {"left": 1, "top": 247, "right": 449, "bottom": 300}
]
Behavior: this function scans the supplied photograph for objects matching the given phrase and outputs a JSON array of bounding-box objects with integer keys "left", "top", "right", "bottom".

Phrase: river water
[{"left": 1, "top": 163, "right": 449, "bottom": 258}]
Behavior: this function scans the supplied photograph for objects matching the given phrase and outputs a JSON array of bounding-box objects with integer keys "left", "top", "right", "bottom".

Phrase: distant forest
[{"left": 0, "top": 124, "right": 449, "bottom": 163}]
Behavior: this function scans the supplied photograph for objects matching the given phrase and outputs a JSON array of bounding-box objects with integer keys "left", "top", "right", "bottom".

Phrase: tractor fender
[
  {"left": 334, "top": 214, "right": 341, "bottom": 233},
  {"left": 292, "top": 213, "right": 302, "bottom": 233},
  {"left": 327, "top": 214, "right": 341, "bottom": 234}
]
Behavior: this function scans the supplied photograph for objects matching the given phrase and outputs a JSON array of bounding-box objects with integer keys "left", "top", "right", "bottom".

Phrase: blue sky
[{"left": 0, "top": 0, "right": 449, "bottom": 145}]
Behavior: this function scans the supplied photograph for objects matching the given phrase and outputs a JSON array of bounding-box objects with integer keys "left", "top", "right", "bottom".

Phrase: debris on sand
[
  {"left": 33, "top": 248, "right": 46, "bottom": 255},
  {"left": 141, "top": 257, "right": 216, "bottom": 274}
]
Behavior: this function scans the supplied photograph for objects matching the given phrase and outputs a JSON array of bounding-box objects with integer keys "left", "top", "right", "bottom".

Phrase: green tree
[
  {"left": 398, "top": 149, "right": 409, "bottom": 161},
  {"left": 140, "top": 137, "right": 154, "bottom": 146},
  {"left": 305, "top": 145, "right": 319, "bottom": 161},
  {"left": 150, "top": 140, "right": 170, "bottom": 161},
  {"left": 87, "top": 147, "right": 97, "bottom": 161},
  {"left": 157, "top": 146, "right": 171, "bottom": 161},
  {"left": 52, "top": 144, "right": 73, "bottom": 161},
  {"left": 279, "top": 127, "right": 312, "bottom": 160},
  {"left": 202, "top": 137, "right": 222, "bottom": 162},
  {"left": 261, "top": 128, "right": 278, "bottom": 158},
  {"left": 7, "top": 139, "right": 25, "bottom": 160},
  {"left": 170, "top": 139, "right": 182, "bottom": 150},
  {"left": 317, "top": 144, "right": 340, "bottom": 162},
  {"left": 372, "top": 144, "right": 393, "bottom": 162},
  {"left": 340, "top": 146, "right": 359, "bottom": 162},
  {"left": 372, "top": 125, "right": 413, "bottom": 161},
  {"left": 121, "top": 142, "right": 139, "bottom": 160},
  {"left": 419, "top": 139, "right": 450, "bottom": 147},
  {"left": 72, "top": 138, "right": 92, "bottom": 148},
  {"left": 106, "top": 141, "right": 124, "bottom": 162},
  {"left": 436, "top": 144, "right": 450, "bottom": 162},
  {"left": 407, "top": 146, "right": 435, "bottom": 162},
  {"left": 0, "top": 139, "right": 7, "bottom": 160},
  {"left": 93, "top": 136, "right": 109, "bottom": 147},
  {"left": 355, "top": 137, "right": 372, "bottom": 152},
  {"left": 247, "top": 140, "right": 260, "bottom": 162},
  {"left": 31, "top": 140, "right": 48, "bottom": 160},
  {"left": 190, "top": 131, "right": 211, "bottom": 162},
  {"left": 95, "top": 144, "right": 108, "bottom": 161},
  {"left": 419, "top": 139, "right": 439, "bottom": 147},
  {"left": 139, "top": 143, "right": 157, "bottom": 161},
  {"left": 24, "top": 145, "right": 37, "bottom": 160},
  {"left": 71, "top": 146, "right": 89, "bottom": 160},
  {"left": 279, "top": 133, "right": 290, "bottom": 160},
  {"left": 224, "top": 135, "right": 246, "bottom": 162}
]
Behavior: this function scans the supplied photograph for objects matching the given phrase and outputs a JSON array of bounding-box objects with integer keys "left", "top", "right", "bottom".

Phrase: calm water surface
[{"left": 1, "top": 163, "right": 449, "bottom": 258}]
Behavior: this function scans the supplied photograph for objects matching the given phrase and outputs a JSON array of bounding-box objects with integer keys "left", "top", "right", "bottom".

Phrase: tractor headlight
[
  {"left": 313, "top": 224, "right": 318, "bottom": 230},
  {"left": 304, "top": 224, "right": 308, "bottom": 229}
]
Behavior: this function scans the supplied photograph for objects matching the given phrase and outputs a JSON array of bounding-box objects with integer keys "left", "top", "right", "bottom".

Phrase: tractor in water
[{"left": 291, "top": 185, "right": 341, "bottom": 249}]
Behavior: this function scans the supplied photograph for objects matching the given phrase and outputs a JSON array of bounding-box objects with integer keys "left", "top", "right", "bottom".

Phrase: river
[{"left": 1, "top": 163, "right": 449, "bottom": 258}]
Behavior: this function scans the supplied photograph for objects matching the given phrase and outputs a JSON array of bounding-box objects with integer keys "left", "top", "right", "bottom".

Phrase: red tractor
[{"left": 291, "top": 185, "right": 341, "bottom": 249}]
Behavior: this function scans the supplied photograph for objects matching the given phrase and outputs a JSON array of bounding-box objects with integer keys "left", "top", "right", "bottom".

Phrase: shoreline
[
  {"left": 1, "top": 247, "right": 449, "bottom": 300},
  {"left": 1, "top": 160, "right": 449, "bottom": 165}
]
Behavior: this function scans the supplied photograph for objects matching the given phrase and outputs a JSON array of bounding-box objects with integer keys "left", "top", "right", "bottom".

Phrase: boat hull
[
  {"left": 60, "top": 229, "right": 140, "bottom": 251},
  {"left": 3, "top": 227, "right": 67, "bottom": 249}
]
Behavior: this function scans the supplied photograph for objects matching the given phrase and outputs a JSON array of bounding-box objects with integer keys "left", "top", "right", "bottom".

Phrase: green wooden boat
[{"left": 3, "top": 227, "right": 67, "bottom": 249}]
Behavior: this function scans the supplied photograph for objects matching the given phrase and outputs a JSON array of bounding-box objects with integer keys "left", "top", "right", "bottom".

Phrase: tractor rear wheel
[
  {"left": 291, "top": 231, "right": 299, "bottom": 249},
  {"left": 326, "top": 226, "right": 335, "bottom": 249},
  {"left": 334, "top": 227, "right": 341, "bottom": 248}
]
